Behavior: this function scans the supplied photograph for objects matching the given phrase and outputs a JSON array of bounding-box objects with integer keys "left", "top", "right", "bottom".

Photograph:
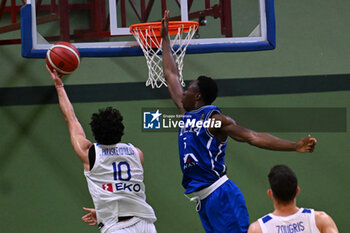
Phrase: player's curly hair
[
  {"left": 197, "top": 76, "right": 218, "bottom": 105},
  {"left": 90, "top": 107, "right": 124, "bottom": 145},
  {"left": 268, "top": 165, "right": 298, "bottom": 203}
]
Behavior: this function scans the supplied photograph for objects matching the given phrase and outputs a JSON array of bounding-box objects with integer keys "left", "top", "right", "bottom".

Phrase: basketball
[{"left": 46, "top": 42, "right": 80, "bottom": 76}]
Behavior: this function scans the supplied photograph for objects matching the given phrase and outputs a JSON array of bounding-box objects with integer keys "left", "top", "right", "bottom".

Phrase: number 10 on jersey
[{"left": 112, "top": 161, "right": 131, "bottom": 181}]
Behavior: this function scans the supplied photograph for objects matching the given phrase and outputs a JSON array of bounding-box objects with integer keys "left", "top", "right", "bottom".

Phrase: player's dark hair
[
  {"left": 90, "top": 107, "right": 124, "bottom": 145},
  {"left": 268, "top": 165, "right": 298, "bottom": 203},
  {"left": 196, "top": 76, "right": 218, "bottom": 105}
]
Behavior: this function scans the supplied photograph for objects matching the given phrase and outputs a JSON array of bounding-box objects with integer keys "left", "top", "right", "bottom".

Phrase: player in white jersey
[
  {"left": 248, "top": 165, "right": 338, "bottom": 233},
  {"left": 47, "top": 66, "right": 157, "bottom": 233}
]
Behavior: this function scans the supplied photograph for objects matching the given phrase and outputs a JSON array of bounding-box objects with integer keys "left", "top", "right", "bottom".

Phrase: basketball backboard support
[{"left": 21, "top": 0, "right": 275, "bottom": 58}]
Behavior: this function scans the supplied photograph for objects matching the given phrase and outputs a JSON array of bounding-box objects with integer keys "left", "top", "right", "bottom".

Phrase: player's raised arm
[
  {"left": 161, "top": 10, "right": 185, "bottom": 113},
  {"left": 47, "top": 65, "right": 92, "bottom": 170},
  {"left": 210, "top": 113, "right": 317, "bottom": 152}
]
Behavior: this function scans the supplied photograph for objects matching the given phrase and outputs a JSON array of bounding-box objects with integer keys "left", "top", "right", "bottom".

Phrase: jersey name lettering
[
  {"left": 102, "top": 147, "right": 135, "bottom": 156},
  {"left": 276, "top": 221, "right": 305, "bottom": 233}
]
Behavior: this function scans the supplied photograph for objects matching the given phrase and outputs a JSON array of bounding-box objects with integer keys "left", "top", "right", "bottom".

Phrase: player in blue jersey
[
  {"left": 248, "top": 165, "right": 338, "bottom": 233},
  {"left": 161, "top": 10, "right": 317, "bottom": 233}
]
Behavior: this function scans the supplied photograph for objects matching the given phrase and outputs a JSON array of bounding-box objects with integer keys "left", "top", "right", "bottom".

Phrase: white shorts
[{"left": 105, "top": 217, "right": 157, "bottom": 233}]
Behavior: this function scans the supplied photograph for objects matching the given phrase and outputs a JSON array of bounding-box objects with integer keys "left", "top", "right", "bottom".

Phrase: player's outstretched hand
[
  {"left": 46, "top": 64, "right": 64, "bottom": 88},
  {"left": 296, "top": 135, "right": 317, "bottom": 152},
  {"left": 81, "top": 207, "right": 97, "bottom": 226},
  {"left": 161, "top": 10, "right": 170, "bottom": 38}
]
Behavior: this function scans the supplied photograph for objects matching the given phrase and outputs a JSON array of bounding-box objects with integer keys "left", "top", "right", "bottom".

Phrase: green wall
[{"left": 1, "top": 0, "right": 350, "bottom": 232}]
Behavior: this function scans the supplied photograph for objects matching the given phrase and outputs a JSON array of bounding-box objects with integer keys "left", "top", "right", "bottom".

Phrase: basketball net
[{"left": 130, "top": 22, "right": 199, "bottom": 88}]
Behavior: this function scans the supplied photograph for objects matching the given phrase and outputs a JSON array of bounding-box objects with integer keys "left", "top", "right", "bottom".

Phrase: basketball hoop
[{"left": 130, "top": 21, "right": 199, "bottom": 88}]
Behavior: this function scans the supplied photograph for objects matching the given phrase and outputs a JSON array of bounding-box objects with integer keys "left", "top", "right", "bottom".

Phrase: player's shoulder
[
  {"left": 134, "top": 147, "right": 144, "bottom": 165},
  {"left": 315, "top": 210, "right": 332, "bottom": 221},
  {"left": 134, "top": 146, "right": 143, "bottom": 154},
  {"left": 117, "top": 142, "right": 133, "bottom": 146},
  {"left": 206, "top": 105, "right": 221, "bottom": 112},
  {"left": 116, "top": 143, "right": 141, "bottom": 154},
  {"left": 195, "top": 105, "right": 221, "bottom": 113},
  {"left": 314, "top": 210, "right": 339, "bottom": 233},
  {"left": 210, "top": 111, "right": 236, "bottom": 125},
  {"left": 117, "top": 143, "right": 144, "bottom": 164},
  {"left": 314, "top": 210, "right": 333, "bottom": 224},
  {"left": 118, "top": 142, "right": 137, "bottom": 149},
  {"left": 248, "top": 221, "right": 263, "bottom": 233}
]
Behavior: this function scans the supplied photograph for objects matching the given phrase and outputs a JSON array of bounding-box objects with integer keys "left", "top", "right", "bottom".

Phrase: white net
[{"left": 131, "top": 23, "right": 198, "bottom": 88}]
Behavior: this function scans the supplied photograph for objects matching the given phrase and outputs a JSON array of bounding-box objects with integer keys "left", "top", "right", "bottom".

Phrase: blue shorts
[{"left": 198, "top": 180, "right": 249, "bottom": 233}]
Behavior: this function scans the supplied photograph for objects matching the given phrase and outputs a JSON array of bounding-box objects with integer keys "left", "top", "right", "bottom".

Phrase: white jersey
[
  {"left": 84, "top": 143, "right": 156, "bottom": 233},
  {"left": 258, "top": 208, "right": 320, "bottom": 233}
]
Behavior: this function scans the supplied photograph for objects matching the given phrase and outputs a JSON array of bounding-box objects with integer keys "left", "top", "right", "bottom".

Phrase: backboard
[{"left": 21, "top": 0, "right": 275, "bottom": 58}]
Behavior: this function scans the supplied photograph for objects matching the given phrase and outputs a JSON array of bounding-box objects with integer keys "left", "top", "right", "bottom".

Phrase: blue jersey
[{"left": 178, "top": 105, "right": 228, "bottom": 194}]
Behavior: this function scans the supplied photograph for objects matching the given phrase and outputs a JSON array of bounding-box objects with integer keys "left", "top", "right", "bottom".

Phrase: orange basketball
[{"left": 46, "top": 42, "right": 80, "bottom": 76}]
